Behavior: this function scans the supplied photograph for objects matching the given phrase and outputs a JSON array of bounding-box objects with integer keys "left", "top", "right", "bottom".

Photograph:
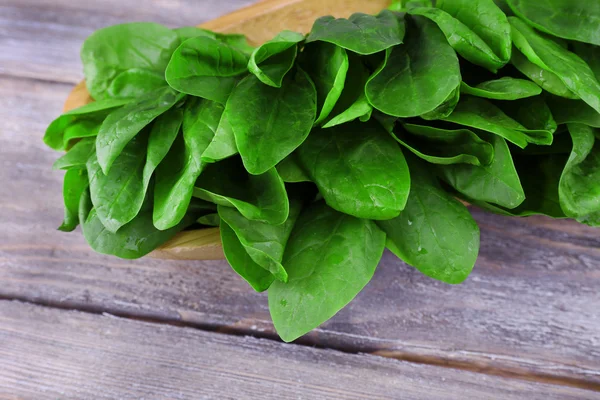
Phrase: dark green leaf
[
  {"left": 547, "top": 97, "right": 600, "bottom": 128},
  {"left": 201, "top": 111, "right": 238, "bottom": 163},
  {"left": 301, "top": 42, "right": 349, "bottom": 124},
  {"left": 59, "top": 168, "right": 89, "bottom": 232},
  {"left": 395, "top": 123, "right": 494, "bottom": 166},
  {"left": 106, "top": 69, "right": 167, "bottom": 99},
  {"left": 276, "top": 154, "right": 311, "bottom": 183},
  {"left": 87, "top": 132, "right": 148, "bottom": 233},
  {"left": 495, "top": 96, "right": 556, "bottom": 145},
  {"left": 438, "top": 133, "right": 525, "bottom": 208},
  {"left": 248, "top": 30, "right": 304, "bottom": 88},
  {"left": 378, "top": 156, "right": 480, "bottom": 284},
  {"left": 461, "top": 77, "right": 541, "bottom": 100},
  {"left": 194, "top": 157, "right": 289, "bottom": 225},
  {"left": 268, "top": 202, "right": 385, "bottom": 342},
  {"left": 407, "top": 6, "right": 505, "bottom": 72},
  {"left": 306, "top": 10, "right": 405, "bottom": 55},
  {"left": 197, "top": 213, "right": 220, "bottom": 227},
  {"left": 53, "top": 138, "right": 95, "bottom": 170},
  {"left": 366, "top": 16, "right": 461, "bottom": 117},
  {"left": 220, "top": 220, "right": 275, "bottom": 292},
  {"left": 437, "top": 0, "right": 511, "bottom": 64},
  {"left": 511, "top": 48, "right": 578, "bottom": 99},
  {"left": 559, "top": 124, "right": 600, "bottom": 217},
  {"left": 421, "top": 85, "right": 460, "bottom": 120},
  {"left": 297, "top": 120, "right": 410, "bottom": 220},
  {"left": 227, "top": 69, "right": 317, "bottom": 175},
  {"left": 510, "top": 17, "right": 600, "bottom": 113},
  {"left": 507, "top": 0, "right": 600, "bottom": 46},
  {"left": 322, "top": 54, "right": 372, "bottom": 128},
  {"left": 81, "top": 22, "right": 179, "bottom": 100},
  {"left": 96, "top": 87, "right": 183, "bottom": 174},
  {"left": 165, "top": 36, "right": 249, "bottom": 103},
  {"left": 219, "top": 198, "right": 302, "bottom": 283},
  {"left": 153, "top": 98, "right": 223, "bottom": 230}
]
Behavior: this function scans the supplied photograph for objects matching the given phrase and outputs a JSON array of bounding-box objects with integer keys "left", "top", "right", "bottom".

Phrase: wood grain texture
[
  {"left": 2, "top": 76, "right": 600, "bottom": 390},
  {"left": 1, "top": 300, "right": 597, "bottom": 400}
]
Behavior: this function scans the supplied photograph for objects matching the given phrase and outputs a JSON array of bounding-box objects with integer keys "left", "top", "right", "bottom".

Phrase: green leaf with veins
[
  {"left": 227, "top": 68, "right": 317, "bottom": 175},
  {"left": 510, "top": 17, "right": 600, "bottom": 113},
  {"left": 276, "top": 154, "right": 311, "bottom": 183},
  {"left": 201, "top": 111, "right": 238, "bottom": 163},
  {"left": 460, "top": 77, "right": 541, "bottom": 100},
  {"left": 378, "top": 155, "right": 480, "bottom": 285},
  {"left": 194, "top": 157, "right": 289, "bottom": 225},
  {"left": 407, "top": 6, "right": 504, "bottom": 72},
  {"left": 495, "top": 96, "right": 556, "bottom": 145},
  {"left": 366, "top": 16, "right": 461, "bottom": 118},
  {"left": 297, "top": 120, "right": 410, "bottom": 220},
  {"left": 219, "top": 197, "right": 302, "bottom": 283},
  {"left": 394, "top": 123, "right": 494, "bottom": 166},
  {"left": 306, "top": 10, "right": 405, "bottom": 55},
  {"left": 53, "top": 138, "right": 96, "bottom": 171},
  {"left": 220, "top": 220, "right": 275, "bottom": 292},
  {"left": 559, "top": 124, "right": 600, "bottom": 218},
  {"left": 165, "top": 36, "right": 249, "bottom": 104},
  {"left": 507, "top": 0, "right": 600, "bottom": 46},
  {"left": 248, "top": 30, "right": 305, "bottom": 88},
  {"left": 438, "top": 133, "right": 525, "bottom": 209},
  {"left": 96, "top": 87, "right": 184, "bottom": 174},
  {"left": 268, "top": 202, "right": 386, "bottom": 342},
  {"left": 59, "top": 168, "right": 89, "bottom": 232},
  {"left": 153, "top": 98, "right": 223, "bottom": 230},
  {"left": 546, "top": 96, "right": 600, "bottom": 128}
]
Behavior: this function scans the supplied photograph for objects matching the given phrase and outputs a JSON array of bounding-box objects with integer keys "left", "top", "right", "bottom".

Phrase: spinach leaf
[
  {"left": 53, "top": 138, "right": 95, "bottom": 170},
  {"left": 81, "top": 23, "right": 180, "bottom": 100},
  {"left": 559, "top": 124, "right": 600, "bottom": 218},
  {"left": 219, "top": 198, "right": 302, "bottom": 283},
  {"left": 197, "top": 213, "right": 220, "bottom": 227},
  {"left": 437, "top": 0, "right": 511, "bottom": 65},
  {"left": 571, "top": 42, "right": 600, "bottom": 82},
  {"left": 366, "top": 16, "right": 461, "bottom": 118},
  {"left": 248, "top": 31, "right": 305, "bottom": 88},
  {"left": 438, "top": 133, "right": 525, "bottom": 208},
  {"left": 301, "top": 42, "right": 349, "bottom": 124},
  {"left": 216, "top": 33, "right": 255, "bottom": 55},
  {"left": 87, "top": 132, "right": 148, "bottom": 233},
  {"left": 153, "top": 98, "right": 223, "bottom": 230},
  {"left": 83, "top": 200, "right": 200, "bottom": 259},
  {"left": 174, "top": 27, "right": 216, "bottom": 41},
  {"left": 78, "top": 186, "right": 93, "bottom": 227},
  {"left": 44, "top": 98, "right": 130, "bottom": 151},
  {"left": 322, "top": 54, "right": 372, "bottom": 128},
  {"left": 59, "top": 168, "right": 89, "bottom": 232},
  {"left": 268, "top": 202, "right": 386, "bottom": 342},
  {"left": 394, "top": 123, "right": 494, "bottom": 166},
  {"left": 201, "top": 111, "right": 238, "bottom": 163},
  {"left": 511, "top": 48, "right": 578, "bottom": 100},
  {"left": 96, "top": 87, "right": 183, "bottom": 174},
  {"left": 220, "top": 220, "right": 275, "bottom": 292},
  {"left": 378, "top": 156, "right": 480, "bottom": 284},
  {"left": 578, "top": 212, "right": 600, "bottom": 228},
  {"left": 106, "top": 69, "right": 167, "bottom": 99},
  {"left": 227, "top": 69, "right": 317, "bottom": 175},
  {"left": 461, "top": 77, "right": 541, "bottom": 100},
  {"left": 496, "top": 96, "right": 556, "bottom": 145},
  {"left": 276, "top": 154, "right": 311, "bottom": 183},
  {"left": 421, "top": 86, "right": 461, "bottom": 120},
  {"left": 547, "top": 97, "right": 600, "bottom": 128},
  {"left": 473, "top": 153, "right": 567, "bottom": 218},
  {"left": 165, "top": 36, "right": 249, "bottom": 104},
  {"left": 306, "top": 10, "right": 405, "bottom": 55},
  {"left": 507, "top": 0, "right": 600, "bottom": 46},
  {"left": 407, "top": 6, "right": 504, "bottom": 72},
  {"left": 510, "top": 17, "right": 600, "bottom": 113},
  {"left": 297, "top": 120, "right": 410, "bottom": 220},
  {"left": 442, "top": 96, "right": 532, "bottom": 148},
  {"left": 194, "top": 157, "right": 289, "bottom": 225}
]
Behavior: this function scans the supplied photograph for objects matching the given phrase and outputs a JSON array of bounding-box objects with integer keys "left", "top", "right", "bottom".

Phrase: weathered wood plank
[
  {"left": 1, "top": 75, "right": 600, "bottom": 389},
  {"left": 0, "top": 0, "right": 257, "bottom": 83},
  {"left": 1, "top": 300, "right": 597, "bottom": 400}
]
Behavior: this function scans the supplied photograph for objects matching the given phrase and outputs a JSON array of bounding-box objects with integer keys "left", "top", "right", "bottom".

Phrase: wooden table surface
[{"left": 1, "top": 1, "right": 599, "bottom": 399}]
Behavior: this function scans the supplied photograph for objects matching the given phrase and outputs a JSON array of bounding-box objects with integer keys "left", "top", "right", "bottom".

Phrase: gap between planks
[{"left": 1, "top": 292, "right": 598, "bottom": 393}]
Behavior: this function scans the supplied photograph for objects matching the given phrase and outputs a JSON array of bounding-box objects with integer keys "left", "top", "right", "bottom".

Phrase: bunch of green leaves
[{"left": 45, "top": 0, "right": 600, "bottom": 342}]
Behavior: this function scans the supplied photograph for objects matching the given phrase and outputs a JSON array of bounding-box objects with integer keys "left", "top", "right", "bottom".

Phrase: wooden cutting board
[{"left": 63, "top": 0, "right": 390, "bottom": 260}]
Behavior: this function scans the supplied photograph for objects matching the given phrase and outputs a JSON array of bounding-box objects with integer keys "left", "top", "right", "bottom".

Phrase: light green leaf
[
  {"left": 248, "top": 30, "right": 304, "bottom": 88},
  {"left": 460, "top": 77, "right": 541, "bottom": 100},
  {"left": 59, "top": 168, "right": 89, "bottom": 232}
]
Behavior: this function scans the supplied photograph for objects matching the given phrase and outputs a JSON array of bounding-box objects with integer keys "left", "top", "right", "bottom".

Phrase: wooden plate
[{"left": 63, "top": 0, "right": 390, "bottom": 260}]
